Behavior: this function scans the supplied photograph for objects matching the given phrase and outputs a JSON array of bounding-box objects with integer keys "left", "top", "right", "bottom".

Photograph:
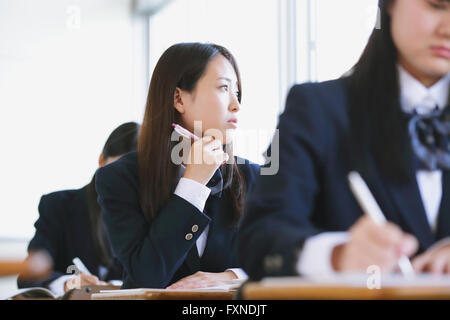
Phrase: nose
[
  {"left": 438, "top": 14, "right": 450, "bottom": 38},
  {"left": 229, "top": 93, "right": 240, "bottom": 113}
]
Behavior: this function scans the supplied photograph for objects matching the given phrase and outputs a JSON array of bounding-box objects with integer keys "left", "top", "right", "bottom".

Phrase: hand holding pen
[
  {"left": 172, "top": 123, "right": 229, "bottom": 185},
  {"left": 64, "top": 257, "right": 108, "bottom": 292},
  {"left": 330, "top": 172, "right": 419, "bottom": 277}
]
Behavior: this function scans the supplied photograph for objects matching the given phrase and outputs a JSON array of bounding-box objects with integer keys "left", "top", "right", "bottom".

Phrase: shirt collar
[
  {"left": 177, "top": 165, "right": 223, "bottom": 198},
  {"left": 397, "top": 64, "right": 450, "bottom": 115}
]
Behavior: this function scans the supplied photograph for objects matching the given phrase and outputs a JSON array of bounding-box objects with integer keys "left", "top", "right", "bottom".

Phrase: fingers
[
  {"left": 337, "top": 216, "right": 419, "bottom": 273},
  {"left": 354, "top": 234, "right": 399, "bottom": 271},
  {"left": 65, "top": 273, "right": 108, "bottom": 292},
  {"left": 360, "top": 217, "right": 418, "bottom": 257},
  {"left": 79, "top": 273, "right": 107, "bottom": 286},
  {"left": 185, "top": 134, "right": 229, "bottom": 182},
  {"left": 445, "top": 260, "right": 450, "bottom": 274},
  {"left": 400, "top": 234, "right": 419, "bottom": 257},
  {"left": 412, "top": 243, "right": 450, "bottom": 274},
  {"left": 190, "top": 136, "right": 226, "bottom": 164},
  {"left": 412, "top": 252, "right": 429, "bottom": 273},
  {"left": 166, "top": 271, "right": 223, "bottom": 290},
  {"left": 429, "top": 255, "right": 448, "bottom": 274},
  {"left": 203, "top": 138, "right": 222, "bottom": 152},
  {"left": 358, "top": 218, "right": 401, "bottom": 248},
  {"left": 412, "top": 251, "right": 450, "bottom": 274}
]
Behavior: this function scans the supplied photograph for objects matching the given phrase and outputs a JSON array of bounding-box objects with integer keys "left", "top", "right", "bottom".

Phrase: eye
[
  {"left": 220, "top": 85, "right": 229, "bottom": 91},
  {"left": 235, "top": 91, "right": 241, "bottom": 100},
  {"left": 427, "top": 0, "right": 446, "bottom": 9}
]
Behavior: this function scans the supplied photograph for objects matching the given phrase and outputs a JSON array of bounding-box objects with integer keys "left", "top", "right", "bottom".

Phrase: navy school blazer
[
  {"left": 95, "top": 151, "right": 260, "bottom": 289},
  {"left": 238, "top": 78, "right": 450, "bottom": 280},
  {"left": 17, "top": 185, "right": 123, "bottom": 289}
]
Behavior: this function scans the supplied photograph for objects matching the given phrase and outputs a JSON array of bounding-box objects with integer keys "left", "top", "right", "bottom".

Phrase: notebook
[{"left": 7, "top": 287, "right": 61, "bottom": 300}]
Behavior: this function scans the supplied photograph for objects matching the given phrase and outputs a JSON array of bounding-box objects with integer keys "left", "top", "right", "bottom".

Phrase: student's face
[
  {"left": 175, "top": 54, "right": 241, "bottom": 144},
  {"left": 389, "top": 0, "right": 450, "bottom": 86}
]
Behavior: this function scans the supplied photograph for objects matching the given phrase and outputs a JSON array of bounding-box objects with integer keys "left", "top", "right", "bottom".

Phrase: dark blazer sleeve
[
  {"left": 95, "top": 163, "right": 212, "bottom": 289},
  {"left": 238, "top": 83, "right": 335, "bottom": 280},
  {"left": 17, "top": 194, "right": 65, "bottom": 288}
]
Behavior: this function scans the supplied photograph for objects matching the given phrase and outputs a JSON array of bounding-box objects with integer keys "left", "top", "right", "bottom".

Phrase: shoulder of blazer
[
  {"left": 287, "top": 77, "right": 350, "bottom": 123},
  {"left": 99, "top": 151, "right": 138, "bottom": 176},
  {"left": 282, "top": 78, "right": 351, "bottom": 158},
  {"left": 95, "top": 151, "right": 139, "bottom": 201},
  {"left": 38, "top": 186, "right": 88, "bottom": 221}
]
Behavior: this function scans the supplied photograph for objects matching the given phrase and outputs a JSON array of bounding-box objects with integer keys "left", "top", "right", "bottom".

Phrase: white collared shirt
[
  {"left": 174, "top": 177, "right": 211, "bottom": 257},
  {"left": 174, "top": 175, "right": 247, "bottom": 280},
  {"left": 398, "top": 66, "right": 449, "bottom": 231},
  {"left": 297, "top": 66, "right": 450, "bottom": 276}
]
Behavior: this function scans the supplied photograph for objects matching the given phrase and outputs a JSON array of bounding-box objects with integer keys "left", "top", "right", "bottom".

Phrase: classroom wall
[
  {"left": 0, "top": 0, "right": 147, "bottom": 240},
  {"left": 0, "top": 0, "right": 147, "bottom": 297}
]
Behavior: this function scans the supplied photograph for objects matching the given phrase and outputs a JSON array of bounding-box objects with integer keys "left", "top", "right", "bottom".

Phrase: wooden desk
[
  {"left": 241, "top": 281, "right": 450, "bottom": 300},
  {"left": 91, "top": 289, "right": 235, "bottom": 300},
  {"left": 63, "top": 285, "right": 122, "bottom": 300},
  {"left": 0, "top": 251, "right": 52, "bottom": 279}
]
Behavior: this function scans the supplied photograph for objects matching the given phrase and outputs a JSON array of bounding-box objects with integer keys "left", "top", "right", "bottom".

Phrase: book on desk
[{"left": 90, "top": 279, "right": 244, "bottom": 300}]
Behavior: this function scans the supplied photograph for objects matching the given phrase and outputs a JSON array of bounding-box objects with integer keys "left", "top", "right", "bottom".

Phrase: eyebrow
[
  {"left": 217, "top": 77, "right": 232, "bottom": 83},
  {"left": 217, "top": 77, "right": 239, "bottom": 87}
]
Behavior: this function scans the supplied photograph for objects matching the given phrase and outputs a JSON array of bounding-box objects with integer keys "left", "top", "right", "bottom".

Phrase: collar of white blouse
[{"left": 397, "top": 65, "right": 449, "bottom": 232}]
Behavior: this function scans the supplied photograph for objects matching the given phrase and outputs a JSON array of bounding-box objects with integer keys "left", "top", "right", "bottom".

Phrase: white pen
[
  {"left": 348, "top": 171, "right": 415, "bottom": 279},
  {"left": 72, "top": 257, "right": 92, "bottom": 275}
]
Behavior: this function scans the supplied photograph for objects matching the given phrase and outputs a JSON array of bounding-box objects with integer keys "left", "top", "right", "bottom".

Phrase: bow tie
[
  {"left": 177, "top": 165, "right": 223, "bottom": 197},
  {"left": 408, "top": 105, "right": 450, "bottom": 171}
]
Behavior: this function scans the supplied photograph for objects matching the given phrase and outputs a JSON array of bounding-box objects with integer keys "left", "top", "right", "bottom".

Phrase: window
[
  {"left": 296, "top": 0, "right": 379, "bottom": 82},
  {"left": 0, "top": 1, "right": 145, "bottom": 239},
  {"left": 148, "top": 0, "right": 281, "bottom": 164}
]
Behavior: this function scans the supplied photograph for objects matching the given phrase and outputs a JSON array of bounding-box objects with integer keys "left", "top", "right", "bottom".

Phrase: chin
[
  {"left": 223, "top": 129, "right": 237, "bottom": 145},
  {"left": 422, "top": 58, "right": 450, "bottom": 79}
]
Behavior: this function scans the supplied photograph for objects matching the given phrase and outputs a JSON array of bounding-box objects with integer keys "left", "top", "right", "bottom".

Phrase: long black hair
[
  {"left": 347, "top": 0, "right": 412, "bottom": 184},
  {"left": 87, "top": 122, "right": 140, "bottom": 267},
  {"left": 138, "top": 43, "right": 246, "bottom": 224},
  {"left": 347, "top": 0, "right": 450, "bottom": 183}
]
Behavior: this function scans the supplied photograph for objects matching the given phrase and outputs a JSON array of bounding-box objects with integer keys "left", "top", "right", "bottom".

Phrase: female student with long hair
[
  {"left": 18, "top": 122, "right": 140, "bottom": 294},
  {"left": 239, "top": 0, "right": 449, "bottom": 278},
  {"left": 95, "top": 43, "right": 259, "bottom": 289}
]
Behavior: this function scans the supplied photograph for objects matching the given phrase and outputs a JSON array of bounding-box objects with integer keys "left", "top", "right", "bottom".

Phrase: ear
[
  {"left": 98, "top": 153, "right": 105, "bottom": 168},
  {"left": 174, "top": 87, "right": 186, "bottom": 114}
]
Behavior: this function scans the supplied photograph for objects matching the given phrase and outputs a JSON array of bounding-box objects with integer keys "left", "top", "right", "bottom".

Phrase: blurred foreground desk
[
  {"left": 240, "top": 276, "right": 450, "bottom": 300},
  {"left": 91, "top": 288, "right": 234, "bottom": 300},
  {"left": 0, "top": 251, "right": 51, "bottom": 279}
]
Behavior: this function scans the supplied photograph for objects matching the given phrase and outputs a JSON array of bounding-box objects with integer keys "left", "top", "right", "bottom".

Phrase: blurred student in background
[
  {"left": 239, "top": 0, "right": 450, "bottom": 279},
  {"left": 18, "top": 122, "right": 140, "bottom": 295},
  {"left": 96, "top": 43, "right": 259, "bottom": 289}
]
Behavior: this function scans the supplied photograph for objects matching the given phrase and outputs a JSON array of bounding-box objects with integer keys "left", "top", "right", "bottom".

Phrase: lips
[
  {"left": 430, "top": 46, "right": 450, "bottom": 59},
  {"left": 227, "top": 119, "right": 238, "bottom": 128}
]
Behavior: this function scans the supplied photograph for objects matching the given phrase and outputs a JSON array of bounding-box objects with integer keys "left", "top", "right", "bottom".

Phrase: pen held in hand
[
  {"left": 347, "top": 171, "right": 415, "bottom": 279},
  {"left": 172, "top": 123, "right": 200, "bottom": 141},
  {"left": 72, "top": 257, "right": 92, "bottom": 276}
]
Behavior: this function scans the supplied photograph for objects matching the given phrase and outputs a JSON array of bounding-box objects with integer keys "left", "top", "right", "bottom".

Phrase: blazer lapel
[
  {"left": 198, "top": 197, "right": 235, "bottom": 271},
  {"left": 364, "top": 151, "right": 435, "bottom": 251},
  {"left": 383, "top": 174, "right": 436, "bottom": 251},
  {"left": 436, "top": 170, "right": 450, "bottom": 241}
]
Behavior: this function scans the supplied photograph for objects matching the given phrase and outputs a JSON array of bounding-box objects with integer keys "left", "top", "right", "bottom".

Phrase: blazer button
[
  {"left": 185, "top": 233, "right": 193, "bottom": 241},
  {"left": 192, "top": 225, "right": 199, "bottom": 233}
]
